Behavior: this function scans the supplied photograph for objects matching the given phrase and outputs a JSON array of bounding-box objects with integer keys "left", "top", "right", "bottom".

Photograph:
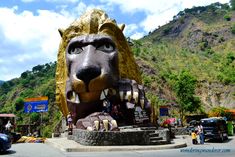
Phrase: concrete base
[{"left": 45, "top": 137, "right": 187, "bottom": 152}]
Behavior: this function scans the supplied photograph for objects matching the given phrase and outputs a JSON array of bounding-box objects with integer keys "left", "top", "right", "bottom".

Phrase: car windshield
[{"left": 201, "top": 120, "right": 216, "bottom": 127}]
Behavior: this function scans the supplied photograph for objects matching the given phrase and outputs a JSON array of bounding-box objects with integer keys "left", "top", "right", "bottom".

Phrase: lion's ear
[
  {"left": 58, "top": 28, "right": 65, "bottom": 37},
  {"left": 119, "top": 24, "right": 125, "bottom": 32}
]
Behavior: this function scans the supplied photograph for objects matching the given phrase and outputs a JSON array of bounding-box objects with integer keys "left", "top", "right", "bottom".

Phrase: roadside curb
[{"left": 45, "top": 138, "right": 187, "bottom": 152}]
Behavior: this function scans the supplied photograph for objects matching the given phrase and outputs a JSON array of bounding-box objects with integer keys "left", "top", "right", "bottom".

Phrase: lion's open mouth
[
  {"left": 66, "top": 89, "right": 109, "bottom": 104},
  {"left": 65, "top": 85, "right": 120, "bottom": 131}
]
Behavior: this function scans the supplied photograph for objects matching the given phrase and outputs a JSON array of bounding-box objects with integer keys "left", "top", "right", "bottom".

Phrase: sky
[{"left": 0, "top": 0, "right": 230, "bottom": 81}]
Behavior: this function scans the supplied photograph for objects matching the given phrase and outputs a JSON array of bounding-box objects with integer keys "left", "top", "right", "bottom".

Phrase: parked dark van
[{"left": 201, "top": 117, "right": 228, "bottom": 142}]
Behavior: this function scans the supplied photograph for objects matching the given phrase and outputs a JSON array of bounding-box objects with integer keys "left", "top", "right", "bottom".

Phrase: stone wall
[
  {"left": 71, "top": 129, "right": 150, "bottom": 146},
  {"left": 155, "top": 129, "right": 170, "bottom": 141},
  {"left": 69, "top": 128, "right": 171, "bottom": 146},
  {"left": 171, "top": 127, "right": 189, "bottom": 135}
]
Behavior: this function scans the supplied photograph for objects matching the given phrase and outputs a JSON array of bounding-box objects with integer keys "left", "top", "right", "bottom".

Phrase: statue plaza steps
[{"left": 67, "top": 126, "right": 171, "bottom": 146}]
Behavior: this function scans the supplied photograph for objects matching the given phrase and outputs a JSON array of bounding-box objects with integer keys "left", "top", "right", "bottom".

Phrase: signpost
[
  {"left": 24, "top": 96, "right": 48, "bottom": 113},
  {"left": 159, "top": 106, "right": 169, "bottom": 116},
  {"left": 24, "top": 96, "right": 48, "bottom": 135}
]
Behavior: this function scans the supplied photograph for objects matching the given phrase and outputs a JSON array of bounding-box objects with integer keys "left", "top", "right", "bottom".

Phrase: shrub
[
  {"left": 42, "top": 125, "right": 52, "bottom": 138},
  {"left": 231, "top": 23, "right": 235, "bottom": 34},
  {"left": 224, "top": 14, "right": 231, "bottom": 21},
  {"left": 163, "top": 25, "right": 173, "bottom": 35}
]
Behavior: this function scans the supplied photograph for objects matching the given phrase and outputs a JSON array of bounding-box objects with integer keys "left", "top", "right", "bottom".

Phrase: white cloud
[
  {"left": 123, "top": 24, "right": 138, "bottom": 36},
  {"left": 0, "top": 7, "right": 74, "bottom": 58},
  {"left": 0, "top": 6, "right": 75, "bottom": 80},
  {"left": 140, "top": 6, "right": 179, "bottom": 32},
  {"left": 130, "top": 32, "right": 145, "bottom": 40},
  {"left": 123, "top": 24, "right": 144, "bottom": 39}
]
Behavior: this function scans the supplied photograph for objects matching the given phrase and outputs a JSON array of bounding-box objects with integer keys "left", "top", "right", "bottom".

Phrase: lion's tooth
[
  {"left": 87, "top": 126, "right": 93, "bottom": 131},
  {"left": 140, "top": 98, "right": 145, "bottom": 109},
  {"left": 125, "top": 91, "right": 132, "bottom": 101},
  {"left": 133, "top": 92, "right": 139, "bottom": 103},
  {"left": 119, "top": 91, "right": 124, "bottom": 101},
  {"left": 111, "top": 120, "right": 117, "bottom": 128},
  {"left": 104, "top": 89, "right": 108, "bottom": 96},
  {"left": 75, "top": 94, "right": 80, "bottom": 103},
  {"left": 103, "top": 119, "right": 109, "bottom": 131},
  {"left": 100, "top": 91, "right": 106, "bottom": 100},
  {"left": 72, "top": 91, "right": 76, "bottom": 99},
  {"left": 94, "top": 120, "right": 100, "bottom": 131}
]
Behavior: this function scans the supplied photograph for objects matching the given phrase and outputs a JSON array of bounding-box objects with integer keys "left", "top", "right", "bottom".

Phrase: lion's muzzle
[{"left": 76, "top": 65, "right": 101, "bottom": 90}]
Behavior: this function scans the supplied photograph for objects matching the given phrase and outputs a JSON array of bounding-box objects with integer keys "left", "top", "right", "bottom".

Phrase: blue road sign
[
  {"left": 159, "top": 107, "right": 169, "bottom": 116},
  {"left": 24, "top": 100, "right": 48, "bottom": 113}
]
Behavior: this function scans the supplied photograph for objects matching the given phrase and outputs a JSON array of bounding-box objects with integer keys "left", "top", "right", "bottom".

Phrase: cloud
[
  {"left": 0, "top": 2, "right": 112, "bottom": 81},
  {"left": 130, "top": 32, "right": 145, "bottom": 40},
  {"left": 0, "top": 6, "right": 75, "bottom": 80},
  {"left": 123, "top": 23, "right": 145, "bottom": 40},
  {"left": 140, "top": 6, "right": 180, "bottom": 32},
  {"left": 123, "top": 24, "right": 138, "bottom": 36}
]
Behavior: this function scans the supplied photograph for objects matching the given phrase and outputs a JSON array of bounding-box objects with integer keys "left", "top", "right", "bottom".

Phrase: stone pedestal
[{"left": 68, "top": 127, "right": 171, "bottom": 146}]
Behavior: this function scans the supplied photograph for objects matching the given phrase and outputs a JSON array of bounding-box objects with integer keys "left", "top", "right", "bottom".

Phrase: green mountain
[
  {"left": 134, "top": 2, "right": 235, "bottom": 111},
  {"left": 0, "top": 62, "right": 60, "bottom": 137},
  {"left": 0, "top": 2, "right": 234, "bottom": 136}
]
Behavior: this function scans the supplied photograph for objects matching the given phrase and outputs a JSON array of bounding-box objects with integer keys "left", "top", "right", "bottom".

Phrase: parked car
[
  {"left": 186, "top": 120, "right": 199, "bottom": 135},
  {"left": 0, "top": 133, "right": 12, "bottom": 152},
  {"left": 201, "top": 117, "right": 228, "bottom": 142}
]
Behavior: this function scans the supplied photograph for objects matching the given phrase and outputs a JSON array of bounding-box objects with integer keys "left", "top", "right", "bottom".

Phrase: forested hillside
[
  {"left": 0, "top": 62, "right": 61, "bottom": 137},
  {"left": 135, "top": 2, "right": 235, "bottom": 112}
]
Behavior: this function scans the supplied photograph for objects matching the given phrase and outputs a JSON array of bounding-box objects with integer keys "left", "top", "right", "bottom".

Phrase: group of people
[{"left": 191, "top": 123, "right": 204, "bottom": 144}]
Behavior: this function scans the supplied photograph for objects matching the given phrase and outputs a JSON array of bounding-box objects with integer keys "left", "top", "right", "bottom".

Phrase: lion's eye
[
  {"left": 97, "top": 43, "right": 115, "bottom": 53},
  {"left": 69, "top": 47, "right": 83, "bottom": 54}
]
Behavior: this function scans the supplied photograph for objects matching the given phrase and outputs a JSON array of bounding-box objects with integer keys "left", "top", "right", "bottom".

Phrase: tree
[
  {"left": 30, "top": 112, "right": 40, "bottom": 123},
  {"left": 231, "top": 0, "right": 235, "bottom": 10},
  {"left": 173, "top": 70, "right": 200, "bottom": 125},
  {"left": 32, "top": 65, "right": 43, "bottom": 73},
  {"left": 208, "top": 107, "right": 232, "bottom": 120},
  {"left": 21, "top": 70, "right": 30, "bottom": 79},
  {"left": 15, "top": 97, "right": 24, "bottom": 111}
]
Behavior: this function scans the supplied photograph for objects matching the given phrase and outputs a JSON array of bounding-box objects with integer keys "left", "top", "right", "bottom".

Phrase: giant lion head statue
[{"left": 56, "top": 9, "right": 150, "bottom": 129}]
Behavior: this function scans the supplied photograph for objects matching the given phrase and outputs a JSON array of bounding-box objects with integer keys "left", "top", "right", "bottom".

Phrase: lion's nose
[{"left": 76, "top": 66, "right": 101, "bottom": 85}]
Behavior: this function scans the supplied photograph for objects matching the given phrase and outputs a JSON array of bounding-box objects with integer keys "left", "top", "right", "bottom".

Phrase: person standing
[
  {"left": 67, "top": 112, "right": 73, "bottom": 135},
  {"left": 191, "top": 130, "right": 198, "bottom": 144},
  {"left": 198, "top": 123, "right": 204, "bottom": 144},
  {"left": 5, "top": 120, "right": 12, "bottom": 134}
]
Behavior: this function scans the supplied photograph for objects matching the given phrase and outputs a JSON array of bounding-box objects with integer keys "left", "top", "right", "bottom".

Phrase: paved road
[
  {"left": 0, "top": 143, "right": 64, "bottom": 157},
  {"left": 1, "top": 136, "right": 234, "bottom": 157}
]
